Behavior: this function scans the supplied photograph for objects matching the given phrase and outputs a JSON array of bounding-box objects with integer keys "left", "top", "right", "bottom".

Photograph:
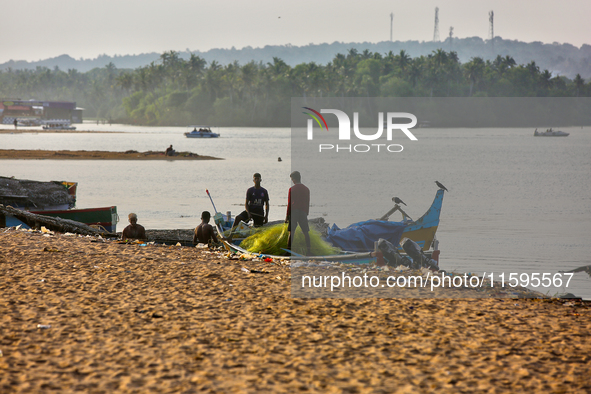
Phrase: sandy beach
[
  {"left": 0, "top": 150, "right": 221, "bottom": 160},
  {"left": 1, "top": 228, "right": 590, "bottom": 393}
]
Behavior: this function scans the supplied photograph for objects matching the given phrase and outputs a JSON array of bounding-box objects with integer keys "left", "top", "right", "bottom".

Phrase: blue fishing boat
[{"left": 217, "top": 189, "right": 445, "bottom": 264}]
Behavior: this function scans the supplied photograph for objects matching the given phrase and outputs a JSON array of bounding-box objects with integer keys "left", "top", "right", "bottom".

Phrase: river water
[{"left": 1, "top": 122, "right": 590, "bottom": 299}]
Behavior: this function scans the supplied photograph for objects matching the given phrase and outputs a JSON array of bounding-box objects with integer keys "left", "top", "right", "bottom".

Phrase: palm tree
[
  {"left": 396, "top": 50, "right": 411, "bottom": 74},
  {"left": 526, "top": 61, "right": 539, "bottom": 78},
  {"left": 408, "top": 61, "right": 422, "bottom": 88},
  {"left": 464, "top": 57, "right": 485, "bottom": 96},
  {"left": 222, "top": 61, "right": 239, "bottom": 103},
  {"left": 240, "top": 61, "right": 258, "bottom": 101},
  {"left": 116, "top": 72, "right": 134, "bottom": 94},
  {"left": 183, "top": 53, "right": 207, "bottom": 90},
  {"left": 204, "top": 62, "right": 223, "bottom": 101},
  {"left": 574, "top": 74, "right": 585, "bottom": 96},
  {"left": 538, "top": 69, "right": 553, "bottom": 95}
]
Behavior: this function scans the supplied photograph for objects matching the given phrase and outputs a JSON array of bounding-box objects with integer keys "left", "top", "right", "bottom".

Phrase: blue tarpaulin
[{"left": 326, "top": 220, "right": 408, "bottom": 253}]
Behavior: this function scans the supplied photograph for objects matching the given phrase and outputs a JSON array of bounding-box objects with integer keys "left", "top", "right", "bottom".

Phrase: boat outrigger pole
[
  {"left": 205, "top": 189, "right": 219, "bottom": 215},
  {"left": 206, "top": 189, "right": 226, "bottom": 228},
  {"left": 378, "top": 204, "right": 413, "bottom": 222}
]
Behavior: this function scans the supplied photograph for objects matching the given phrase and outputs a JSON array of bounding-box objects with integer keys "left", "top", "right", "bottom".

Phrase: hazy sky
[{"left": 2, "top": 0, "right": 590, "bottom": 64}]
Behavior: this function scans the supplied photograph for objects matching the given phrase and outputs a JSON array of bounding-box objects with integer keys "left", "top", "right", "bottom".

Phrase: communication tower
[
  {"left": 433, "top": 7, "right": 440, "bottom": 42},
  {"left": 449, "top": 26, "right": 454, "bottom": 48},
  {"left": 489, "top": 11, "right": 494, "bottom": 40},
  {"left": 390, "top": 12, "right": 394, "bottom": 42}
]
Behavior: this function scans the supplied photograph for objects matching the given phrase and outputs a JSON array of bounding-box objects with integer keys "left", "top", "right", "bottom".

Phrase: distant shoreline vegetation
[{"left": 1, "top": 46, "right": 590, "bottom": 127}]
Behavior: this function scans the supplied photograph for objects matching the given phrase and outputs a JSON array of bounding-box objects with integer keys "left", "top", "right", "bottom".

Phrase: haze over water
[{"left": 1, "top": 123, "right": 589, "bottom": 299}]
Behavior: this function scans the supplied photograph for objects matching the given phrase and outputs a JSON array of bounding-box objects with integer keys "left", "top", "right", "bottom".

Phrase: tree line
[{"left": 1, "top": 49, "right": 589, "bottom": 126}]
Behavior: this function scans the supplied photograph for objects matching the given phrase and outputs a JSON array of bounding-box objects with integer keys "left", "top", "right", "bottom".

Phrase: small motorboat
[
  {"left": 185, "top": 126, "right": 220, "bottom": 138},
  {"left": 534, "top": 128, "right": 569, "bottom": 137},
  {"left": 42, "top": 120, "right": 76, "bottom": 130}
]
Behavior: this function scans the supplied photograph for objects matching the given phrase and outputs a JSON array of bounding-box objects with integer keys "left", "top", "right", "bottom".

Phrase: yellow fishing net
[{"left": 239, "top": 223, "right": 341, "bottom": 256}]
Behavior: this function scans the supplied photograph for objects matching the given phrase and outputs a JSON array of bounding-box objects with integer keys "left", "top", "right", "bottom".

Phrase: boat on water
[
  {"left": 42, "top": 120, "right": 76, "bottom": 130},
  {"left": 216, "top": 188, "right": 445, "bottom": 264},
  {"left": 17, "top": 118, "right": 43, "bottom": 127},
  {"left": 0, "top": 176, "right": 117, "bottom": 232},
  {"left": 534, "top": 128, "right": 569, "bottom": 137},
  {"left": 185, "top": 125, "right": 219, "bottom": 138}
]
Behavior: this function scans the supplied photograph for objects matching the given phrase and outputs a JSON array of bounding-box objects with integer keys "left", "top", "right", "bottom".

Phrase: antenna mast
[
  {"left": 489, "top": 11, "right": 494, "bottom": 40},
  {"left": 390, "top": 12, "right": 394, "bottom": 42},
  {"left": 433, "top": 7, "right": 440, "bottom": 42},
  {"left": 449, "top": 26, "right": 454, "bottom": 48},
  {"left": 489, "top": 10, "right": 494, "bottom": 52}
]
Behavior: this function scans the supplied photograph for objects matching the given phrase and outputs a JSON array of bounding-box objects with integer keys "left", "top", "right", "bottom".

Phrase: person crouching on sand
[
  {"left": 227, "top": 172, "right": 269, "bottom": 242},
  {"left": 122, "top": 213, "right": 147, "bottom": 241},
  {"left": 193, "top": 211, "right": 219, "bottom": 247}
]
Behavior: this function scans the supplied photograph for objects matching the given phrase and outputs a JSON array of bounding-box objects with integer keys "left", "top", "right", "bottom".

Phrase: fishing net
[{"left": 239, "top": 223, "right": 341, "bottom": 256}]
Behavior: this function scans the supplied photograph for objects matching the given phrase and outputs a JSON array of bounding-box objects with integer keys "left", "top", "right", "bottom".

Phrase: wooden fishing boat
[
  {"left": 0, "top": 176, "right": 76, "bottom": 211},
  {"left": 0, "top": 177, "right": 118, "bottom": 232},
  {"left": 380, "top": 189, "right": 443, "bottom": 251},
  {"left": 217, "top": 189, "right": 445, "bottom": 263},
  {"left": 30, "top": 206, "right": 118, "bottom": 233}
]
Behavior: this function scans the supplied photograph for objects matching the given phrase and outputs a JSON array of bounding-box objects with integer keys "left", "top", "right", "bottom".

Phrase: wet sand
[
  {"left": 0, "top": 149, "right": 221, "bottom": 160},
  {"left": 1, "top": 229, "right": 590, "bottom": 393}
]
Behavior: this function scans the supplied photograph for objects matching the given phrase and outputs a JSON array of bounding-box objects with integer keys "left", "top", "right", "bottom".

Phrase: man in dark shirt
[
  {"left": 286, "top": 171, "right": 311, "bottom": 255},
  {"left": 228, "top": 173, "right": 270, "bottom": 241},
  {"left": 193, "top": 211, "right": 219, "bottom": 247},
  {"left": 121, "top": 213, "right": 147, "bottom": 241}
]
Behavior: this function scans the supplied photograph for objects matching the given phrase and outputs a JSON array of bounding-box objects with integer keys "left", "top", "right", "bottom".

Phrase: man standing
[
  {"left": 121, "top": 213, "right": 147, "bottom": 241},
  {"left": 228, "top": 173, "right": 269, "bottom": 241},
  {"left": 286, "top": 171, "right": 311, "bottom": 255},
  {"left": 193, "top": 211, "right": 219, "bottom": 247}
]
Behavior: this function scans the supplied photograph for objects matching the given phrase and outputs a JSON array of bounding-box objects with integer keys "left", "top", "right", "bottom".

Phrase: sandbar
[
  {"left": 0, "top": 149, "right": 222, "bottom": 160},
  {"left": 0, "top": 228, "right": 589, "bottom": 392}
]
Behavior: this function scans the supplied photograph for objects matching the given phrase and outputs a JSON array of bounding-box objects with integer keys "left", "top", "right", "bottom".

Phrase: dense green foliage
[{"left": 1, "top": 49, "right": 589, "bottom": 126}]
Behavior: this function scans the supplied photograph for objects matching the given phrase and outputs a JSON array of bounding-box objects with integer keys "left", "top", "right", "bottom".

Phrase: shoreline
[
  {"left": 0, "top": 149, "right": 222, "bottom": 160},
  {"left": 0, "top": 128, "right": 124, "bottom": 134},
  {"left": 1, "top": 228, "right": 590, "bottom": 392}
]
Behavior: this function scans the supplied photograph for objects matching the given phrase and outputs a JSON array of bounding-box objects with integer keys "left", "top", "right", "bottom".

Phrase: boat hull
[
  {"left": 185, "top": 133, "right": 219, "bottom": 138},
  {"left": 30, "top": 206, "right": 118, "bottom": 232},
  {"left": 534, "top": 130, "right": 569, "bottom": 137}
]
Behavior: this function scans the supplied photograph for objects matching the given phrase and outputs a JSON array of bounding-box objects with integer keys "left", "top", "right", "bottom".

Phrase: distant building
[{"left": 0, "top": 99, "right": 83, "bottom": 125}]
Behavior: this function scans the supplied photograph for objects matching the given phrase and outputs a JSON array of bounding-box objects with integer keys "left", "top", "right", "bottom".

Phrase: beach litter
[
  {"left": 37, "top": 324, "right": 51, "bottom": 329},
  {"left": 40, "top": 226, "right": 54, "bottom": 235},
  {"left": 43, "top": 247, "right": 64, "bottom": 253}
]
